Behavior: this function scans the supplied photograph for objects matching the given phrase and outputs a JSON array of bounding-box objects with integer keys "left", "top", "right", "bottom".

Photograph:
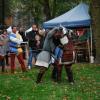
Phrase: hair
[
  {"left": 11, "top": 25, "right": 17, "bottom": 29},
  {"left": 3, "top": 29, "right": 7, "bottom": 33},
  {"left": 32, "top": 23, "right": 38, "bottom": 27}
]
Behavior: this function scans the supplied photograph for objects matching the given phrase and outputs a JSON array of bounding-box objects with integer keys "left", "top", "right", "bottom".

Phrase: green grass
[{"left": 0, "top": 64, "right": 100, "bottom": 100}]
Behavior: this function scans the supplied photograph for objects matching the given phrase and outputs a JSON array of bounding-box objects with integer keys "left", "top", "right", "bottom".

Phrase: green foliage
[
  {"left": 0, "top": 64, "right": 99, "bottom": 100},
  {"left": 7, "top": 0, "right": 92, "bottom": 25}
]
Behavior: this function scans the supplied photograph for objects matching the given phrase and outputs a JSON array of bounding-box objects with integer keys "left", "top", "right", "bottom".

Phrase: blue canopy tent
[{"left": 43, "top": 3, "right": 91, "bottom": 29}]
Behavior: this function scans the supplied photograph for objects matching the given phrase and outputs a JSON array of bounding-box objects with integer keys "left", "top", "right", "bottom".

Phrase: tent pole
[
  {"left": 87, "top": 39, "right": 90, "bottom": 62},
  {"left": 90, "top": 25, "right": 94, "bottom": 63}
]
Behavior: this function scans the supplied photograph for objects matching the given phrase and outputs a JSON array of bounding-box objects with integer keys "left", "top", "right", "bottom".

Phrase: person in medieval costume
[
  {"left": 35, "top": 27, "right": 69, "bottom": 83},
  {"left": 52, "top": 29, "right": 75, "bottom": 84}
]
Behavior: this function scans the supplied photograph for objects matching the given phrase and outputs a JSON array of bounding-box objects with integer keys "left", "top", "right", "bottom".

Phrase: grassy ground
[{"left": 0, "top": 64, "right": 100, "bottom": 100}]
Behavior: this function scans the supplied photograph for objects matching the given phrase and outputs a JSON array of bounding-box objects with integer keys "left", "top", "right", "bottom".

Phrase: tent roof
[{"left": 43, "top": 3, "right": 91, "bottom": 28}]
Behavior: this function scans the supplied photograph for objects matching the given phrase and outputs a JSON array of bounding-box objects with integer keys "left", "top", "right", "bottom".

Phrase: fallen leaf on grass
[
  {"left": 18, "top": 97, "right": 22, "bottom": 100},
  {"left": 63, "top": 96, "right": 68, "bottom": 100},
  {"left": 6, "top": 96, "right": 11, "bottom": 100}
]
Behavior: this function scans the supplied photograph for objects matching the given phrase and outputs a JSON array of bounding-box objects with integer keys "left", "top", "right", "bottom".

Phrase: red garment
[
  {"left": 10, "top": 53, "right": 26, "bottom": 73},
  {"left": 62, "top": 38, "right": 75, "bottom": 62},
  {"left": 0, "top": 55, "right": 4, "bottom": 60},
  {"left": 76, "top": 28, "right": 85, "bottom": 36}
]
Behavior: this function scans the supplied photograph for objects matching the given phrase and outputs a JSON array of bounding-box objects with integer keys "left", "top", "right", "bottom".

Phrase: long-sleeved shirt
[{"left": 9, "top": 32, "right": 23, "bottom": 53}]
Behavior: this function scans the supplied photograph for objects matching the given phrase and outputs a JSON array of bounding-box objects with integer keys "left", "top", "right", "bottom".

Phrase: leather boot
[
  {"left": 22, "top": 67, "right": 27, "bottom": 72},
  {"left": 65, "top": 66, "right": 74, "bottom": 83},
  {"left": 36, "top": 73, "right": 44, "bottom": 84},
  {"left": 51, "top": 65, "right": 58, "bottom": 82},
  {"left": 1, "top": 59, "right": 5, "bottom": 72},
  {"left": 2, "top": 66, "right": 5, "bottom": 72},
  {"left": 11, "top": 69, "right": 15, "bottom": 74},
  {"left": 57, "top": 64, "right": 62, "bottom": 83}
]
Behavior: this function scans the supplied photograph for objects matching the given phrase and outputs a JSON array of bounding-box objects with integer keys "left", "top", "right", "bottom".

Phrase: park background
[{"left": 0, "top": 0, "right": 100, "bottom": 100}]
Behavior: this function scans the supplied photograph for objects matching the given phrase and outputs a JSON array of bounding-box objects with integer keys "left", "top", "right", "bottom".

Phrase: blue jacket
[{"left": 9, "top": 32, "right": 23, "bottom": 54}]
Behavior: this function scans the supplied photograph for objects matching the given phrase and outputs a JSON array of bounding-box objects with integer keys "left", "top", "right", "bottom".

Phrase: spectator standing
[
  {"left": 19, "top": 27, "right": 28, "bottom": 60},
  {"left": 26, "top": 24, "right": 42, "bottom": 69},
  {"left": 9, "top": 26, "right": 26, "bottom": 73},
  {"left": 0, "top": 29, "right": 9, "bottom": 72}
]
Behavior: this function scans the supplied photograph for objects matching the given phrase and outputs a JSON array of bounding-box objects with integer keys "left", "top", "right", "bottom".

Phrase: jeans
[{"left": 28, "top": 47, "right": 38, "bottom": 68}]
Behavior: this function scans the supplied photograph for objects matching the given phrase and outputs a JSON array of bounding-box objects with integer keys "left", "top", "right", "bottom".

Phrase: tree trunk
[
  {"left": 91, "top": 0, "right": 100, "bottom": 63},
  {"left": 51, "top": 0, "right": 57, "bottom": 18},
  {"left": 0, "top": 0, "right": 5, "bottom": 25},
  {"left": 43, "top": 0, "right": 51, "bottom": 20}
]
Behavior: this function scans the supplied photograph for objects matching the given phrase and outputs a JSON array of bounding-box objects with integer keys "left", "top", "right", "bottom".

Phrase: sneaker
[{"left": 28, "top": 66, "right": 31, "bottom": 69}]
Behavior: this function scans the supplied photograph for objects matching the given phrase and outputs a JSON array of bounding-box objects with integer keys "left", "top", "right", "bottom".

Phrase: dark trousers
[
  {"left": 5, "top": 54, "right": 9, "bottom": 66},
  {"left": 51, "top": 63, "right": 58, "bottom": 81},
  {"left": 0, "top": 56, "right": 5, "bottom": 72},
  {"left": 36, "top": 66, "right": 48, "bottom": 83},
  {"left": 52, "top": 64, "right": 74, "bottom": 83}
]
